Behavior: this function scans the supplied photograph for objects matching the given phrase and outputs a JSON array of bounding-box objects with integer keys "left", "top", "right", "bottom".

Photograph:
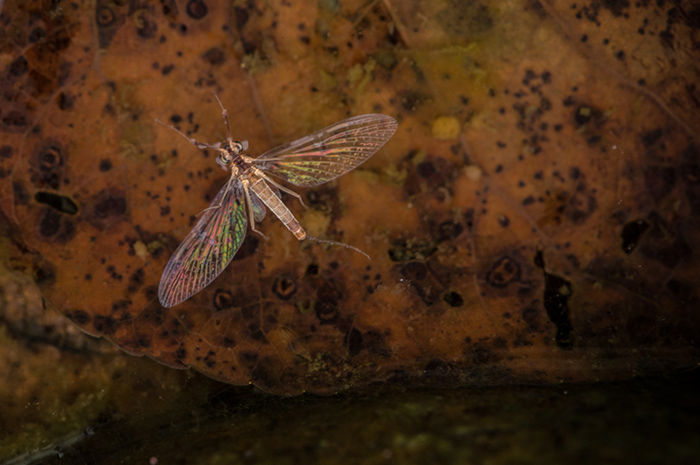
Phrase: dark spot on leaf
[
  {"left": 565, "top": 187, "right": 598, "bottom": 224},
  {"left": 346, "top": 328, "right": 363, "bottom": 356},
  {"left": 140, "top": 306, "right": 164, "bottom": 325},
  {"left": 234, "top": 6, "right": 249, "bottom": 28},
  {"left": 304, "top": 263, "right": 319, "bottom": 276},
  {"left": 136, "top": 13, "right": 157, "bottom": 39},
  {"left": 186, "top": 0, "right": 208, "bottom": 19},
  {"left": 14, "top": 182, "right": 30, "bottom": 205},
  {"left": 273, "top": 274, "right": 297, "bottom": 300},
  {"left": 417, "top": 161, "right": 435, "bottom": 178},
  {"left": 34, "top": 192, "right": 79, "bottom": 214},
  {"left": 443, "top": 291, "right": 464, "bottom": 307},
  {"left": 99, "top": 159, "right": 113, "bottom": 172},
  {"left": 316, "top": 280, "right": 341, "bottom": 324},
  {"left": 93, "top": 315, "right": 118, "bottom": 336},
  {"left": 29, "top": 27, "right": 47, "bottom": 43},
  {"left": 543, "top": 273, "right": 573, "bottom": 349},
  {"left": 96, "top": 6, "right": 116, "bottom": 27},
  {"left": 58, "top": 92, "right": 74, "bottom": 110},
  {"left": 87, "top": 189, "right": 128, "bottom": 230},
  {"left": 38, "top": 145, "right": 63, "bottom": 172},
  {"left": 127, "top": 268, "right": 145, "bottom": 293},
  {"left": 436, "top": 220, "right": 463, "bottom": 242},
  {"left": 201, "top": 47, "right": 225, "bottom": 65},
  {"left": 533, "top": 249, "right": 545, "bottom": 269},
  {"left": 144, "top": 285, "right": 158, "bottom": 301},
  {"left": 602, "top": 0, "right": 630, "bottom": 17},
  {"left": 0, "top": 145, "right": 12, "bottom": 159},
  {"left": 239, "top": 351, "right": 258, "bottom": 364},
  {"left": 213, "top": 289, "right": 234, "bottom": 311},
  {"left": 2, "top": 110, "right": 29, "bottom": 129},
  {"left": 9, "top": 55, "right": 28, "bottom": 77},
  {"left": 33, "top": 261, "right": 56, "bottom": 286},
  {"left": 401, "top": 261, "right": 427, "bottom": 282},
  {"left": 38, "top": 208, "right": 75, "bottom": 242},
  {"left": 574, "top": 105, "right": 591, "bottom": 124},
  {"left": 621, "top": 220, "right": 650, "bottom": 254},
  {"left": 641, "top": 128, "right": 663, "bottom": 148},
  {"left": 175, "top": 347, "right": 187, "bottom": 359},
  {"left": 486, "top": 256, "right": 521, "bottom": 288},
  {"left": 67, "top": 310, "right": 91, "bottom": 325},
  {"left": 400, "top": 90, "right": 429, "bottom": 112},
  {"left": 111, "top": 299, "right": 131, "bottom": 311},
  {"left": 249, "top": 329, "right": 265, "bottom": 341},
  {"left": 586, "top": 135, "right": 601, "bottom": 145}
]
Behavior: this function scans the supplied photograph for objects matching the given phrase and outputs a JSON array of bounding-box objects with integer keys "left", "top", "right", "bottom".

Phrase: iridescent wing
[
  {"left": 158, "top": 179, "right": 247, "bottom": 308},
  {"left": 253, "top": 114, "right": 397, "bottom": 187}
]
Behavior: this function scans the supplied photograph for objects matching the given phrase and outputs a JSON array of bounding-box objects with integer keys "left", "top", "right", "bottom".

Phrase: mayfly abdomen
[{"left": 250, "top": 178, "right": 306, "bottom": 240}]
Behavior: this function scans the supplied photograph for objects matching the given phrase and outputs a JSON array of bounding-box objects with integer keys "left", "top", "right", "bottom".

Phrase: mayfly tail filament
[{"left": 307, "top": 236, "right": 371, "bottom": 260}]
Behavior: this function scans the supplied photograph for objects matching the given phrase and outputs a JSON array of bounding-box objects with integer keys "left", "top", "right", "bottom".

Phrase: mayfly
[{"left": 156, "top": 94, "right": 397, "bottom": 308}]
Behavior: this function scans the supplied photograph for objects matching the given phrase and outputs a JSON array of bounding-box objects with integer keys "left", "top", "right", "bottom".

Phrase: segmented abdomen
[{"left": 249, "top": 177, "right": 306, "bottom": 240}]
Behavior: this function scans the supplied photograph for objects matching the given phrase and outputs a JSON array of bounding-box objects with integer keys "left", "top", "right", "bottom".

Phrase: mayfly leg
[
  {"left": 242, "top": 180, "right": 269, "bottom": 240},
  {"left": 195, "top": 175, "right": 235, "bottom": 218},
  {"left": 251, "top": 167, "right": 309, "bottom": 209}
]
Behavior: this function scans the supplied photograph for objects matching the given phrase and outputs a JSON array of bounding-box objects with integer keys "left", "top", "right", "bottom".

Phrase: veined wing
[
  {"left": 253, "top": 114, "right": 397, "bottom": 187},
  {"left": 158, "top": 179, "right": 247, "bottom": 308}
]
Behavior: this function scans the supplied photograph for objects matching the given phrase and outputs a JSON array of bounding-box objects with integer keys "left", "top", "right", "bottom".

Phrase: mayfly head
[{"left": 216, "top": 140, "right": 248, "bottom": 169}]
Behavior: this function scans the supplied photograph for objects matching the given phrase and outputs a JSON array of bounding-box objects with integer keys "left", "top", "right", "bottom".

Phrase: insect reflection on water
[{"left": 156, "top": 94, "right": 398, "bottom": 308}]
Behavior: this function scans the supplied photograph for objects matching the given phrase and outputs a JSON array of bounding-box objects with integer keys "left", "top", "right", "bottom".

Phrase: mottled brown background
[{"left": 1, "top": 0, "right": 699, "bottom": 458}]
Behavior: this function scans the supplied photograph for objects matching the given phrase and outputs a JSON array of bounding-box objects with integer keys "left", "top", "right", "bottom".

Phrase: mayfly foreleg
[
  {"left": 242, "top": 179, "right": 269, "bottom": 241},
  {"left": 252, "top": 168, "right": 309, "bottom": 209},
  {"left": 155, "top": 119, "right": 221, "bottom": 150},
  {"left": 195, "top": 175, "right": 236, "bottom": 218},
  {"left": 211, "top": 91, "right": 233, "bottom": 141}
]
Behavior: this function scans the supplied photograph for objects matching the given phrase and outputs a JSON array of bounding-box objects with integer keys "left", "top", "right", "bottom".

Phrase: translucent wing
[
  {"left": 249, "top": 190, "right": 266, "bottom": 223},
  {"left": 253, "top": 114, "right": 397, "bottom": 187},
  {"left": 158, "top": 179, "right": 247, "bottom": 308}
]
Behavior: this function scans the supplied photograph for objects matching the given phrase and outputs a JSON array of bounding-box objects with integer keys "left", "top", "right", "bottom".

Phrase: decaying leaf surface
[{"left": 0, "top": 0, "right": 698, "bottom": 395}]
